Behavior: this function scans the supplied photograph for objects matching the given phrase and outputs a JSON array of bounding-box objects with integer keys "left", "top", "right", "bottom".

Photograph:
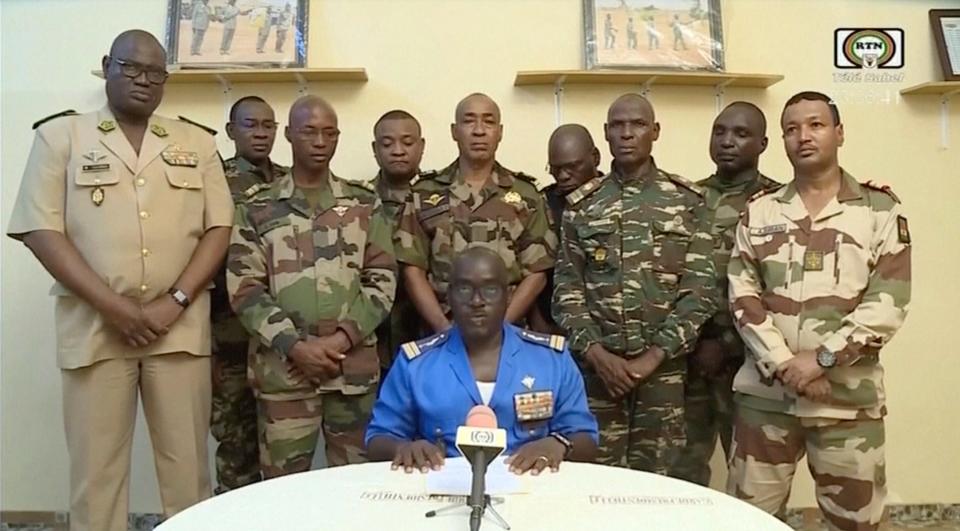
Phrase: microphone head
[{"left": 465, "top": 405, "right": 498, "bottom": 429}]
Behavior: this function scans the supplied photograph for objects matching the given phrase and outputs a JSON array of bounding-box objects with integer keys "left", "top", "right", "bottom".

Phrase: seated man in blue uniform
[{"left": 366, "top": 247, "right": 598, "bottom": 475}]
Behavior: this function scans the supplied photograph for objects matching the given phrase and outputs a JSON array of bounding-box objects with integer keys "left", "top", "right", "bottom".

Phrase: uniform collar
[
  {"left": 610, "top": 157, "right": 659, "bottom": 188},
  {"left": 233, "top": 156, "right": 283, "bottom": 182},
  {"left": 777, "top": 168, "right": 861, "bottom": 223},
  {"left": 96, "top": 106, "right": 168, "bottom": 177},
  {"left": 275, "top": 170, "right": 346, "bottom": 216},
  {"left": 373, "top": 171, "right": 414, "bottom": 203},
  {"left": 445, "top": 323, "right": 521, "bottom": 409}
]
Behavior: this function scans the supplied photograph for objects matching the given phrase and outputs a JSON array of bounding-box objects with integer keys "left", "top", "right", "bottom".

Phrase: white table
[{"left": 159, "top": 460, "right": 791, "bottom": 531}]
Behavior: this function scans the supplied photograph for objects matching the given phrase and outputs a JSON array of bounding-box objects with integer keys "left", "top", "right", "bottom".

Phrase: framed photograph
[
  {"left": 583, "top": 0, "right": 724, "bottom": 71},
  {"left": 930, "top": 9, "right": 960, "bottom": 81},
  {"left": 165, "top": 0, "right": 308, "bottom": 68}
]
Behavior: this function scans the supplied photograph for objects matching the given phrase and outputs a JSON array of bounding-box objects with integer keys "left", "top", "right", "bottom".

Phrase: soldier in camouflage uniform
[
  {"left": 394, "top": 93, "right": 556, "bottom": 333},
  {"left": 227, "top": 96, "right": 396, "bottom": 477},
  {"left": 369, "top": 110, "right": 426, "bottom": 371},
  {"left": 553, "top": 94, "right": 718, "bottom": 476},
  {"left": 210, "top": 96, "right": 286, "bottom": 492},
  {"left": 727, "top": 92, "right": 911, "bottom": 530},
  {"left": 529, "top": 124, "right": 602, "bottom": 335},
  {"left": 671, "top": 102, "right": 780, "bottom": 486}
]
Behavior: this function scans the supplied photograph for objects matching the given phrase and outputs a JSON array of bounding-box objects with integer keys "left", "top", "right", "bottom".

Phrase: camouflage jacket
[
  {"left": 227, "top": 171, "right": 397, "bottom": 399},
  {"left": 729, "top": 170, "right": 911, "bottom": 419},
  {"left": 394, "top": 159, "right": 557, "bottom": 310},
  {"left": 696, "top": 171, "right": 781, "bottom": 357},
  {"left": 211, "top": 156, "right": 288, "bottom": 358},
  {"left": 370, "top": 171, "right": 420, "bottom": 229},
  {"left": 554, "top": 161, "right": 718, "bottom": 360}
]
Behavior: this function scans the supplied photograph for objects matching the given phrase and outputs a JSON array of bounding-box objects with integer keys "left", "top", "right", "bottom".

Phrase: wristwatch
[
  {"left": 167, "top": 287, "right": 190, "bottom": 308},
  {"left": 549, "top": 432, "right": 573, "bottom": 458},
  {"left": 816, "top": 346, "right": 837, "bottom": 369}
]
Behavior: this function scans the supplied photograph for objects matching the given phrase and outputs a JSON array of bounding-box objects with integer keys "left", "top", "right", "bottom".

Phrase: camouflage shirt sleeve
[
  {"left": 516, "top": 191, "right": 558, "bottom": 275},
  {"left": 337, "top": 198, "right": 398, "bottom": 347},
  {"left": 552, "top": 209, "right": 603, "bottom": 357},
  {"left": 818, "top": 204, "right": 910, "bottom": 366},
  {"left": 394, "top": 192, "right": 430, "bottom": 269},
  {"left": 728, "top": 209, "right": 794, "bottom": 378},
  {"left": 226, "top": 202, "right": 302, "bottom": 358},
  {"left": 651, "top": 201, "right": 720, "bottom": 359}
]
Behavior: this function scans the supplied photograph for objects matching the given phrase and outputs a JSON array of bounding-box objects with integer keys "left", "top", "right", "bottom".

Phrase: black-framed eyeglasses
[
  {"left": 450, "top": 283, "right": 505, "bottom": 303},
  {"left": 108, "top": 56, "right": 168, "bottom": 85}
]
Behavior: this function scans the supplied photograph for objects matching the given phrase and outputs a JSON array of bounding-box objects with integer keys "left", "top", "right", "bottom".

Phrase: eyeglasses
[
  {"left": 108, "top": 56, "right": 168, "bottom": 85},
  {"left": 450, "top": 283, "right": 505, "bottom": 303},
  {"left": 294, "top": 128, "right": 340, "bottom": 141}
]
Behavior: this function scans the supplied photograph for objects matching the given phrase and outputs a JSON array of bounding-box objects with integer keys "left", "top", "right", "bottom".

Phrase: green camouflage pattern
[
  {"left": 369, "top": 171, "right": 422, "bottom": 369},
  {"left": 552, "top": 161, "right": 718, "bottom": 474},
  {"left": 257, "top": 390, "right": 376, "bottom": 477},
  {"left": 728, "top": 170, "right": 911, "bottom": 419},
  {"left": 394, "top": 160, "right": 557, "bottom": 312},
  {"left": 227, "top": 170, "right": 397, "bottom": 400},
  {"left": 210, "top": 156, "right": 287, "bottom": 492},
  {"left": 672, "top": 170, "right": 781, "bottom": 485},
  {"left": 728, "top": 404, "right": 886, "bottom": 530}
]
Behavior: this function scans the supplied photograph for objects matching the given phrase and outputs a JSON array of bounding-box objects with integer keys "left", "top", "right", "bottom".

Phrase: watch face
[{"left": 817, "top": 349, "right": 837, "bottom": 368}]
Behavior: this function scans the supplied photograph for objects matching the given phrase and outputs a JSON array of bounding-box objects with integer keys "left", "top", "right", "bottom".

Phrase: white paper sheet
[{"left": 424, "top": 456, "right": 526, "bottom": 495}]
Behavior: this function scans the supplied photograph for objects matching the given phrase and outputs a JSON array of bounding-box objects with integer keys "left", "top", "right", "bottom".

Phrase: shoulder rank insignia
[
  {"left": 747, "top": 184, "right": 783, "bottom": 203},
  {"left": 518, "top": 329, "right": 566, "bottom": 352},
  {"left": 178, "top": 115, "right": 218, "bottom": 136},
  {"left": 348, "top": 177, "right": 375, "bottom": 194},
  {"left": 897, "top": 215, "right": 910, "bottom": 244},
  {"left": 97, "top": 120, "right": 116, "bottom": 133},
  {"left": 243, "top": 183, "right": 269, "bottom": 199},
  {"left": 418, "top": 169, "right": 438, "bottom": 181},
  {"left": 150, "top": 124, "right": 168, "bottom": 138},
  {"left": 565, "top": 175, "right": 605, "bottom": 207},
  {"left": 511, "top": 171, "right": 538, "bottom": 185},
  {"left": 32, "top": 109, "right": 77, "bottom": 130},
  {"left": 666, "top": 172, "right": 704, "bottom": 197},
  {"left": 863, "top": 180, "right": 901, "bottom": 204},
  {"left": 401, "top": 330, "right": 450, "bottom": 360}
]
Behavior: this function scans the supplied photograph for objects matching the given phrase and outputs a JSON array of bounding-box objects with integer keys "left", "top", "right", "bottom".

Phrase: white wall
[{"left": 2, "top": 0, "right": 958, "bottom": 515}]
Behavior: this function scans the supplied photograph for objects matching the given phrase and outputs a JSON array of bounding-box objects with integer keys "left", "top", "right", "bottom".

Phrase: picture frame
[
  {"left": 930, "top": 9, "right": 960, "bottom": 81},
  {"left": 165, "top": 0, "right": 308, "bottom": 69},
  {"left": 583, "top": 0, "right": 724, "bottom": 71}
]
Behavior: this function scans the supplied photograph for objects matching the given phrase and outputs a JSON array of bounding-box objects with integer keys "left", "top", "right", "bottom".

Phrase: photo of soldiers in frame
[
  {"left": 584, "top": 0, "right": 724, "bottom": 71},
  {"left": 166, "top": 0, "right": 308, "bottom": 68}
]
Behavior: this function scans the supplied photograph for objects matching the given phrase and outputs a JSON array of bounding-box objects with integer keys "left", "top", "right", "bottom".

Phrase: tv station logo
[{"left": 835, "top": 28, "right": 904, "bottom": 69}]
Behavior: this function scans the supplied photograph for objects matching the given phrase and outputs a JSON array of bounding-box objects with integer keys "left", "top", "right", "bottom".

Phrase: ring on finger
[{"left": 535, "top": 455, "right": 550, "bottom": 465}]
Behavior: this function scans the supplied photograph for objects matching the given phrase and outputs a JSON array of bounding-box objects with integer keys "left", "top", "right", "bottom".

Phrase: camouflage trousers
[
  {"left": 256, "top": 390, "right": 376, "bottom": 478},
  {"left": 728, "top": 403, "right": 886, "bottom": 531},
  {"left": 210, "top": 349, "right": 261, "bottom": 492},
  {"left": 586, "top": 359, "right": 686, "bottom": 475},
  {"left": 670, "top": 362, "right": 738, "bottom": 486}
]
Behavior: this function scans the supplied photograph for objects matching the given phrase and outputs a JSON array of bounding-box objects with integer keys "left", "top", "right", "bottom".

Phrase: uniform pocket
[{"left": 653, "top": 218, "right": 692, "bottom": 273}]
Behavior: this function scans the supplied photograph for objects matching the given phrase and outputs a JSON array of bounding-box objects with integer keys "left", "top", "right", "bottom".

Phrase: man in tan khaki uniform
[{"left": 6, "top": 30, "right": 233, "bottom": 531}]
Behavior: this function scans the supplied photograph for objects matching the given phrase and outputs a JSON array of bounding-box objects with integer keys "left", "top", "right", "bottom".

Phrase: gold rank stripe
[
  {"left": 550, "top": 335, "right": 566, "bottom": 352},
  {"left": 402, "top": 341, "right": 421, "bottom": 360}
]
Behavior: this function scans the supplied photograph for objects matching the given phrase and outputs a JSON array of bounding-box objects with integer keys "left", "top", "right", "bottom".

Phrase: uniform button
[
  {"left": 182, "top": 181, "right": 190, "bottom": 187},
  {"left": 141, "top": 248, "right": 150, "bottom": 257},
  {"left": 140, "top": 284, "right": 149, "bottom": 293},
  {"left": 93, "top": 178, "right": 101, "bottom": 185},
  {"left": 139, "top": 211, "right": 149, "bottom": 219},
  {"left": 136, "top": 178, "right": 146, "bottom": 187}
]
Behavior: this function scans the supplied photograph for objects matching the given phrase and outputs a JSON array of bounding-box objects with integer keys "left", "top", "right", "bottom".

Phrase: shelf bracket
[
  {"left": 714, "top": 79, "right": 734, "bottom": 114},
  {"left": 294, "top": 73, "right": 309, "bottom": 96},
  {"left": 940, "top": 89, "right": 960, "bottom": 149},
  {"left": 216, "top": 74, "right": 232, "bottom": 127},
  {"left": 640, "top": 76, "right": 658, "bottom": 97},
  {"left": 553, "top": 75, "right": 567, "bottom": 127}
]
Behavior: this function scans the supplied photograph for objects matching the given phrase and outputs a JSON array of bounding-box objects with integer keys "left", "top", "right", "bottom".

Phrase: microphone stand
[{"left": 425, "top": 495, "right": 510, "bottom": 530}]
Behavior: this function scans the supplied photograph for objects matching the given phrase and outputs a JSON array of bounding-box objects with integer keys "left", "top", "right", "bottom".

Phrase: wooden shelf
[
  {"left": 900, "top": 81, "right": 960, "bottom": 96},
  {"left": 91, "top": 67, "right": 367, "bottom": 84},
  {"left": 515, "top": 69, "right": 783, "bottom": 89}
]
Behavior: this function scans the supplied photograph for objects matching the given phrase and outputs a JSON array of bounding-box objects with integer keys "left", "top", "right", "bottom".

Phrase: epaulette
[
  {"left": 747, "top": 183, "right": 784, "bottom": 203},
  {"left": 400, "top": 330, "right": 450, "bottom": 360},
  {"left": 243, "top": 182, "right": 271, "bottom": 199},
  {"left": 862, "top": 180, "right": 901, "bottom": 204},
  {"left": 666, "top": 172, "right": 704, "bottom": 197},
  {"left": 33, "top": 109, "right": 77, "bottom": 130},
  {"left": 517, "top": 329, "right": 566, "bottom": 352},
  {"left": 417, "top": 169, "right": 438, "bottom": 181},
  {"left": 511, "top": 171, "right": 538, "bottom": 185},
  {"left": 565, "top": 175, "right": 605, "bottom": 207},
  {"left": 346, "top": 178, "right": 375, "bottom": 194},
  {"left": 178, "top": 115, "right": 218, "bottom": 136}
]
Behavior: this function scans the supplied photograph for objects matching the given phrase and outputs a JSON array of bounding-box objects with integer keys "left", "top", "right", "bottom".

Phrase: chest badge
[
  {"left": 803, "top": 250, "right": 824, "bottom": 271},
  {"left": 332, "top": 205, "right": 349, "bottom": 217},
  {"left": 91, "top": 186, "right": 105, "bottom": 207},
  {"left": 593, "top": 247, "right": 608, "bottom": 263},
  {"left": 503, "top": 191, "right": 523, "bottom": 205},
  {"left": 423, "top": 193, "right": 443, "bottom": 206},
  {"left": 83, "top": 149, "right": 107, "bottom": 162},
  {"left": 521, "top": 375, "right": 535, "bottom": 390}
]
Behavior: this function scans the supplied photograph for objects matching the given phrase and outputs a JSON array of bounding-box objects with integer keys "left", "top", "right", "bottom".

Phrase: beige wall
[{"left": 2, "top": 0, "right": 957, "bottom": 514}]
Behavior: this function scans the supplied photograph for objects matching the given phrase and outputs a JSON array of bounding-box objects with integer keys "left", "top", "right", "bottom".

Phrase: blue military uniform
[{"left": 365, "top": 324, "right": 598, "bottom": 455}]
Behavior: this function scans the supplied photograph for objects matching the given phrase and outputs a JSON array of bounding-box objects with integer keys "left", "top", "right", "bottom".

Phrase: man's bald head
[
  {"left": 549, "top": 124, "right": 600, "bottom": 195},
  {"left": 453, "top": 247, "right": 508, "bottom": 284},
  {"left": 109, "top": 29, "right": 165, "bottom": 60},
  {"left": 720, "top": 101, "right": 767, "bottom": 136},
  {"left": 607, "top": 93, "right": 655, "bottom": 123},
  {"left": 288, "top": 95, "right": 337, "bottom": 128},
  {"left": 455, "top": 93, "right": 501, "bottom": 123},
  {"left": 285, "top": 95, "right": 340, "bottom": 173}
]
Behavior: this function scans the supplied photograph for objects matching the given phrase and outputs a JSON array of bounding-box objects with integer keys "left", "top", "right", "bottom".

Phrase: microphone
[{"left": 455, "top": 405, "right": 507, "bottom": 531}]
